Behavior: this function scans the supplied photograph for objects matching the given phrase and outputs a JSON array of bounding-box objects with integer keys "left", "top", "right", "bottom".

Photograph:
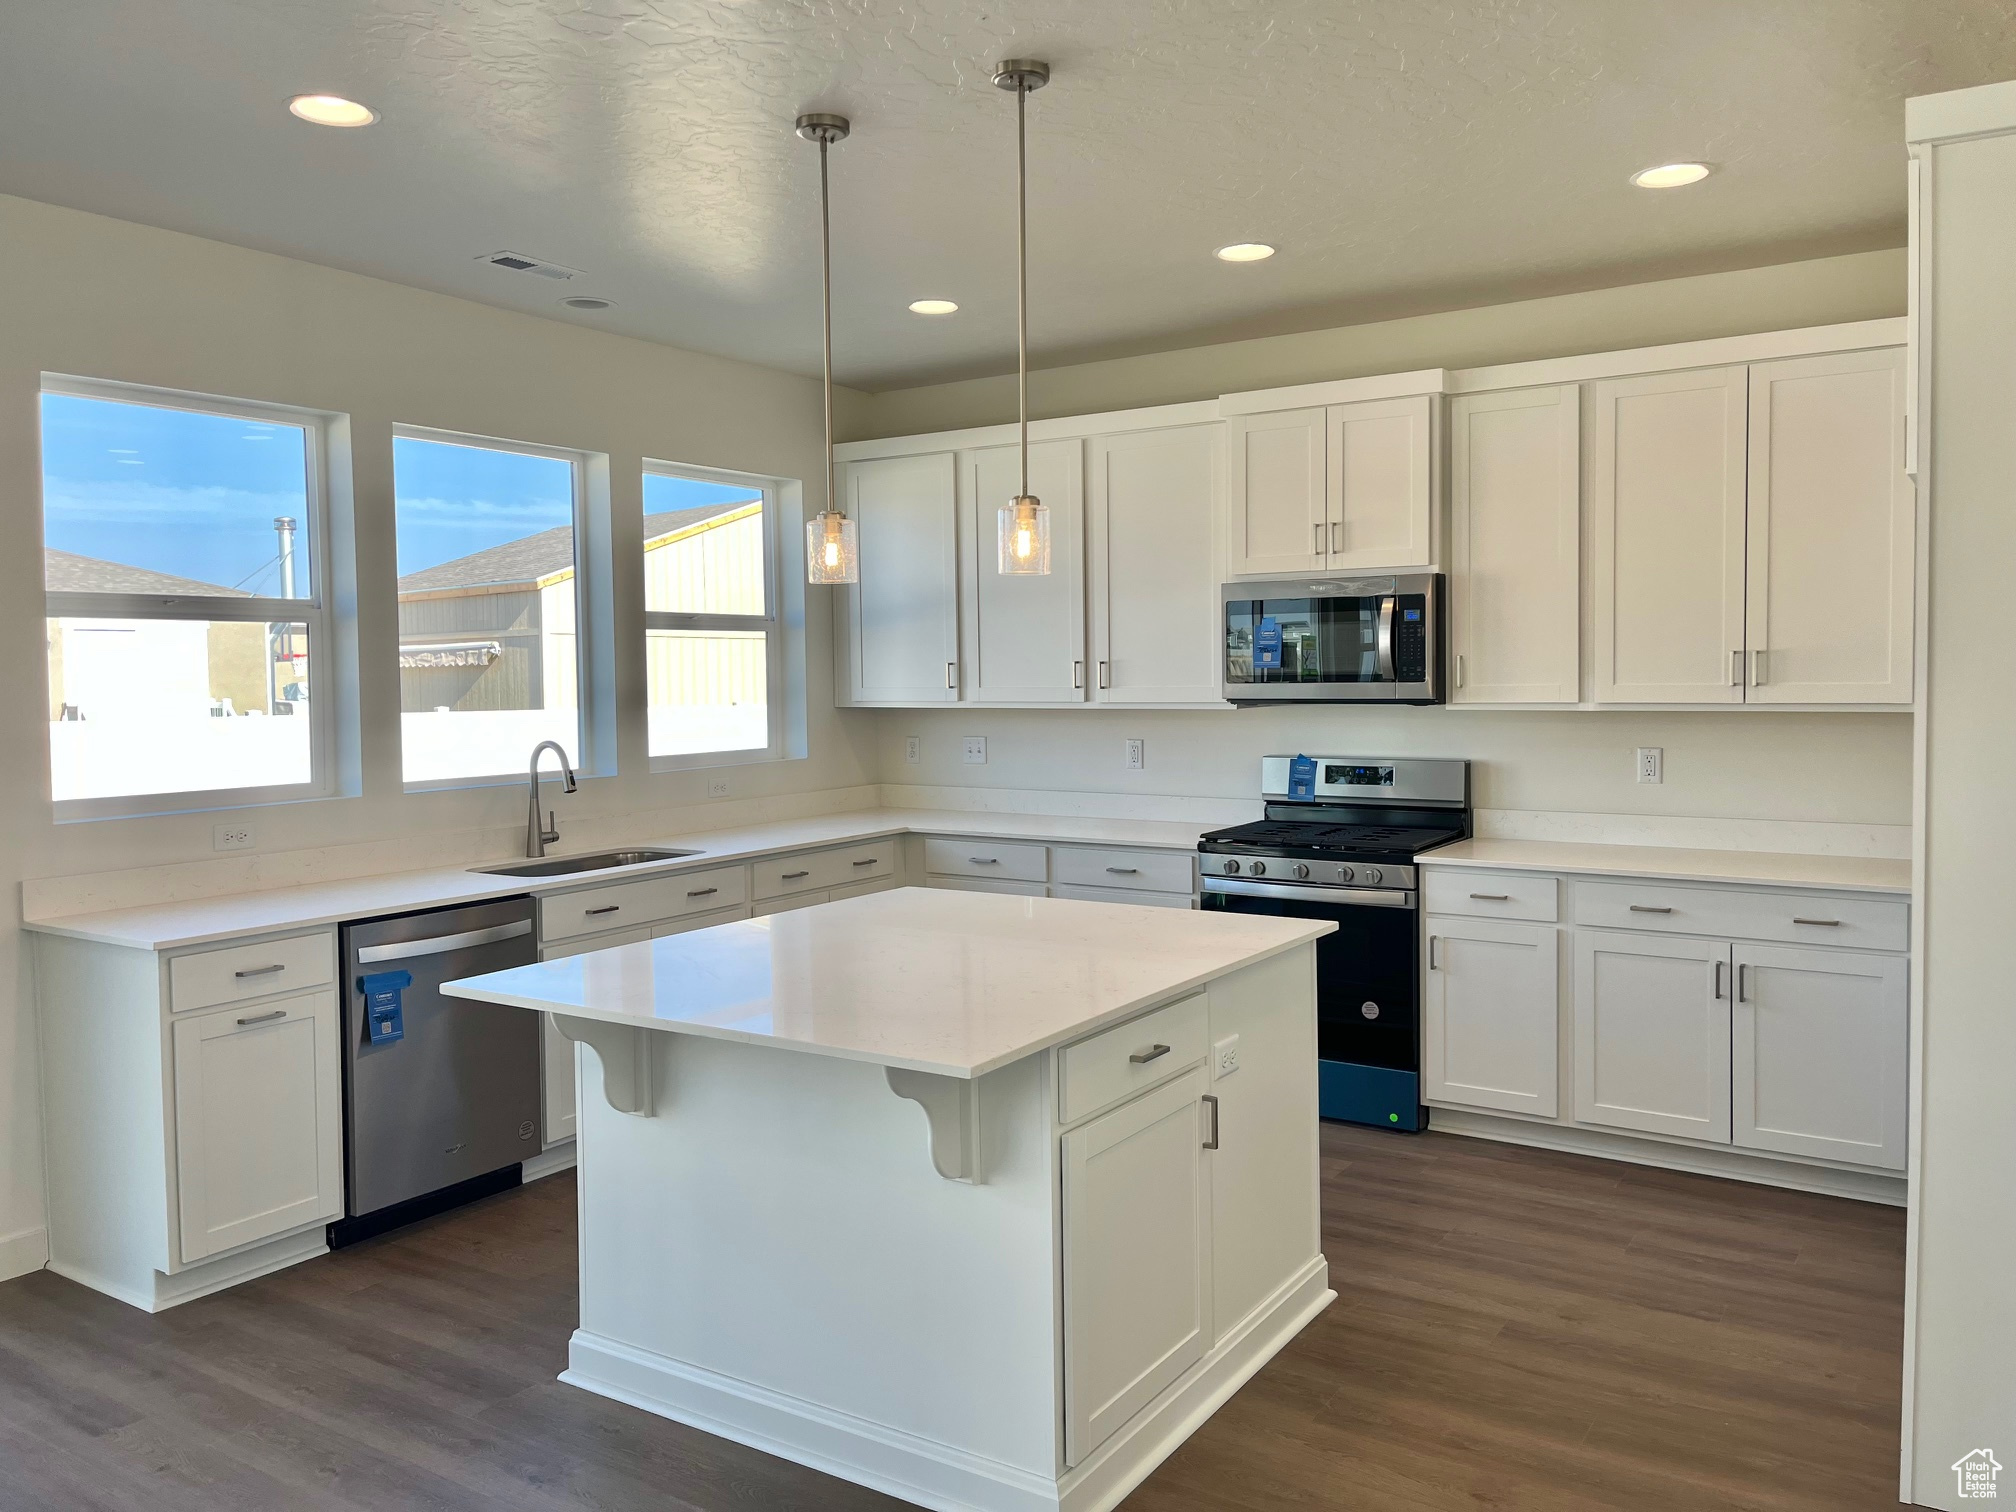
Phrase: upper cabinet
[
  {"left": 1226, "top": 394, "right": 1436, "bottom": 577},
  {"left": 961, "top": 439, "right": 1087, "bottom": 703},
  {"left": 840, "top": 452, "right": 960, "bottom": 704}
]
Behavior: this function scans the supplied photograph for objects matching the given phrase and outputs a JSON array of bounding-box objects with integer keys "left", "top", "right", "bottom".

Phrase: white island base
[{"left": 449, "top": 889, "right": 1334, "bottom": 1512}]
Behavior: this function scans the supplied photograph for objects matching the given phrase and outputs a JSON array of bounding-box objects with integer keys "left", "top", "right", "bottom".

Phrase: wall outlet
[
  {"left": 212, "top": 821, "right": 254, "bottom": 852},
  {"left": 1213, "top": 1034, "right": 1241, "bottom": 1079},
  {"left": 1637, "top": 746, "right": 1664, "bottom": 784},
  {"left": 1125, "top": 738, "right": 1145, "bottom": 771},
  {"left": 963, "top": 737, "right": 987, "bottom": 765},
  {"left": 905, "top": 735, "right": 921, "bottom": 765},
  {"left": 706, "top": 775, "right": 732, "bottom": 799}
]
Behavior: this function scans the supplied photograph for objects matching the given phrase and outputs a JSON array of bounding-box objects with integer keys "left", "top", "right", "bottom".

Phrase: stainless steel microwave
[{"left": 1221, "top": 573, "right": 1445, "bottom": 704}]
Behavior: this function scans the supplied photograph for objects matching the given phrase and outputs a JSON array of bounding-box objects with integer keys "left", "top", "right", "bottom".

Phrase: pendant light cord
[
  {"left": 1016, "top": 79, "right": 1030, "bottom": 500},
  {"left": 820, "top": 135, "right": 837, "bottom": 523}
]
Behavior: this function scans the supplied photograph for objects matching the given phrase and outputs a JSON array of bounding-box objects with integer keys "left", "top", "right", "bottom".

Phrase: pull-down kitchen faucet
[{"left": 525, "top": 740, "right": 577, "bottom": 857}]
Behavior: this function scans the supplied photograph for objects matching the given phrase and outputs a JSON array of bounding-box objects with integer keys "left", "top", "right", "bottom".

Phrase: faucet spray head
[{"left": 564, "top": 773, "right": 578, "bottom": 794}]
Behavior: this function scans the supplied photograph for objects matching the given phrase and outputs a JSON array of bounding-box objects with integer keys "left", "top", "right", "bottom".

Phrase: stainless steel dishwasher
[{"left": 331, "top": 895, "right": 541, "bottom": 1246}]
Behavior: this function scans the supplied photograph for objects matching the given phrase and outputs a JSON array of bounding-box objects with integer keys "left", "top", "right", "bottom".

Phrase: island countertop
[{"left": 442, "top": 885, "right": 1332, "bottom": 1078}]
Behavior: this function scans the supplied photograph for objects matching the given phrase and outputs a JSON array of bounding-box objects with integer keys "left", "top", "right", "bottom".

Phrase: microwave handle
[{"left": 1377, "top": 595, "right": 1397, "bottom": 682}]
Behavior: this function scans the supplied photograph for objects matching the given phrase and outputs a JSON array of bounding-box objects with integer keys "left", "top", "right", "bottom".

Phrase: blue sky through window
[
  {"left": 393, "top": 436, "right": 576, "bottom": 577},
  {"left": 644, "top": 472, "right": 762, "bottom": 519}
]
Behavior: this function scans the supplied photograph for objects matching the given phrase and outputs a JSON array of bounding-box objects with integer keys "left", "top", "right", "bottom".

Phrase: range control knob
[
  {"left": 1250, "top": 861, "right": 1267, "bottom": 877},
  {"left": 1335, "top": 865, "right": 1355, "bottom": 885},
  {"left": 1291, "top": 863, "right": 1311, "bottom": 880},
  {"left": 1360, "top": 866, "right": 1384, "bottom": 886},
  {"left": 1220, "top": 858, "right": 1242, "bottom": 875}
]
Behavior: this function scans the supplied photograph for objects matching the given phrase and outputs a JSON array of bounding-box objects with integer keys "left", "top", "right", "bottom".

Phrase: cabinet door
[
  {"left": 1588, "top": 367, "right": 1749, "bottom": 704},
  {"left": 1572, "top": 931, "right": 1731, "bottom": 1142},
  {"left": 1062, "top": 1070, "right": 1210, "bottom": 1465},
  {"left": 960, "top": 440, "right": 1086, "bottom": 702},
  {"left": 171, "top": 989, "right": 342, "bottom": 1263},
  {"left": 1745, "top": 349, "right": 1914, "bottom": 705},
  {"left": 1327, "top": 395, "right": 1435, "bottom": 569},
  {"left": 1448, "top": 387, "right": 1581, "bottom": 703},
  {"left": 924, "top": 875, "right": 1048, "bottom": 898},
  {"left": 539, "top": 926, "right": 654, "bottom": 1144},
  {"left": 753, "top": 889, "right": 829, "bottom": 916},
  {"left": 1424, "top": 920, "right": 1561, "bottom": 1118},
  {"left": 1732, "top": 943, "right": 1907, "bottom": 1169},
  {"left": 842, "top": 453, "right": 960, "bottom": 702},
  {"left": 1226, "top": 408, "right": 1327, "bottom": 576},
  {"left": 1089, "top": 425, "right": 1225, "bottom": 704}
]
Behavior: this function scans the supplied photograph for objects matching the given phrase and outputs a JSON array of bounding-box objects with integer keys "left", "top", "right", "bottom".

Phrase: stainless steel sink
[{"left": 473, "top": 847, "right": 699, "bottom": 878}]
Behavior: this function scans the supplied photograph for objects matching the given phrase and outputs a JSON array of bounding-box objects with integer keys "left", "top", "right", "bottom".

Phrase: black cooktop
[{"left": 1198, "top": 819, "right": 1465, "bottom": 865}]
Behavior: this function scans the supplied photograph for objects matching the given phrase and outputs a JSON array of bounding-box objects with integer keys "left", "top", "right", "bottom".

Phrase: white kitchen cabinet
[
  {"left": 1447, "top": 386, "right": 1581, "bottom": 703},
  {"left": 1744, "top": 348, "right": 1914, "bottom": 705},
  {"left": 1732, "top": 943, "right": 1908, "bottom": 1170},
  {"left": 170, "top": 989, "right": 343, "bottom": 1264},
  {"left": 1061, "top": 1068, "right": 1211, "bottom": 1465},
  {"left": 840, "top": 452, "right": 960, "bottom": 703},
  {"left": 1424, "top": 919, "right": 1561, "bottom": 1118},
  {"left": 1226, "top": 397, "right": 1436, "bottom": 577},
  {"left": 1088, "top": 424, "right": 1226, "bottom": 704},
  {"left": 1588, "top": 366, "right": 1750, "bottom": 704},
  {"left": 753, "top": 891, "right": 825, "bottom": 916},
  {"left": 1572, "top": 929, "right": 1732, "bottom": 1142},
  {"left": 960, "top": 439, "right": 1086, "bottom": 703}
]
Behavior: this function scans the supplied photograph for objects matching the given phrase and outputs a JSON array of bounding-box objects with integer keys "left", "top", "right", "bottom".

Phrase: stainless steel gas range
[{"left": 1197, "top": 756, "right": 1470, "bottom": 1131}]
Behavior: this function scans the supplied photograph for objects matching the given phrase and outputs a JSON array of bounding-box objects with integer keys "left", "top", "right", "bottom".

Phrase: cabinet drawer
[
  {"left": 168, "top": 931, "right": 336, "bottom": 1014},
  {"left": 1053, "top": 884, "right": 1193, "bottom": 910},
  {"left": 1571, "top": 880, "right": 1907, "bottom": 952},
  {"left": 924, "top": 837, "right": 1048, "bottom": 883},
  {"left": 753, "top": 839, "right": 899, "bottom": 900},
  {"left": 1051, "top": 846, "right": 1195, "bottom": 896},
  {"left": 1423, "top": 869, "right": 1559, "bottom": 923},
  {"left": 1058, "top": 993, "right": 1209, "bottom": 1126},
  {"left": 539, "top": 864, "right": 749, "bottom": 943}
]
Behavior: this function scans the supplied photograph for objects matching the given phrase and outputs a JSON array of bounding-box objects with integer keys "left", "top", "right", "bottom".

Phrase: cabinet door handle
[
  {"left": 1469, "top": 893, "right": 1510, "bottom": 901},
  {"left": 1455, "top": 653, "right": 1465, "bottom": 690},
  {"left": 1073, "top": 660, "right": 1084, "bottom": 689},
  {"left": 233, "top": 963, "right": 286, "bottom": 979},
  {"left": 1098, "top": 660, "right": 1111, "bottom": 689},
  {"left": 946, "top": 661, "right": 957, "bottom": 690},
  {"left": 1202, "top": 1093, "right": 1220, "bottom": 1150},
  {"left": 1628, "top": 905, "right": 1674, "bottom": 914},
  {"left": 1427, "top": 935, "right": 1439, "bottom": 970},
  {"left": 236, "top": 1008, "right": 287, "bottom": 1026},
  {"left": 1714, "top": 960, "right": 1725, "bottom": 1000},
  {"left": 782, "top": 870, "right": 811, "bottom": 880},
  {"left": 1105, "top": 866, "right": 1139, "bottom": 875},
  {"left": 1314, "top": 522, "right": 1326, "bottom": 554},
  {"left": 585, "top": 905, "right": 621, "bottom": 916},
  {"left": 1751, "top": 649, "right": 1767, "bottom": 687},
  {"left": 1330, "top": 520, "right": 1343, "bottom": 553},
  {"left": 969, "top": 856, "right": 999, "bottom": 865},
  {"left": 1737, "top": 963, "right": 1750, "bottom": 1003},
  {"left": 1792, "top": 917, "right": 1840, "bottom": 927},
  {"left": 1129, "top": 1043, "right": 1171, "bottom": 1064},
  {"left": 1731, "top": 648, "right": 1743, "bottom": 686},
  {"left": 852, "top": 858, "right": 879, "bottom": 868},
  {"left": 686, "top": 887, "right": 719, "bottom": 898}
]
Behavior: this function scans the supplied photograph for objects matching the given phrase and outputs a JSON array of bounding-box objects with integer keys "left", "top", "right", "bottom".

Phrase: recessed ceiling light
[
  {"left": 908, "top": 299, "right": 959, "bottom": 315},
  {"left": 1630, "top": 162, "right": 1712, "bottom": 189},
  {"left": 563, "top": 296, "right": 613, "bottom": 310},
  {"left": 288, "top": 94, "right": 378, "bottom": 128},
  {"left": 1214, "top": 243, "right": 1276, "bottom": 263}
]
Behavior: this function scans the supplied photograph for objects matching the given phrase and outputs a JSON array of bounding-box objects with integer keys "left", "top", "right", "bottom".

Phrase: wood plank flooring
[{"left": 0, "top": 1123, "right": 1911, "bottom": 1511}]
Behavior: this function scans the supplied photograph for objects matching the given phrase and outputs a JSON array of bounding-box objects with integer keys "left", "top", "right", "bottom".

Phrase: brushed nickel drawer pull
[
  {"left": 969, "top": 856, "right": 1000, "bottom": 865},
  {"left": 852, "top": 858, "right": 879, "bottom": 867},
  {"left": 1129, "top": 1043, "right": 1172, "bottom": 1064},
  {"left": 1469, "top": 893, "right": 1510, "bottom": 901},
  {"left": 1792, "top": 917, "right": 1841, "bottom": 927},
  {"left": 1106, "top": 866, "right": 1140, "bottom": 875},
  {"left": 236, "top": 1009, "right": 287, "bottom": 1026},
  {"left": 233, "top": 963, "right": 286, "bottom": 978},
  {"left": 1629, "top": 905, "right": 1674, "bottom": 914},
  {"left": 585, "top": 905, "right": 620, "bottom": 916},
  {"left": 782, "top": 870, "right": 811, "bottom": 880},
  {"left": 686, "top": 887, "right": 719, "bottom": 898}
]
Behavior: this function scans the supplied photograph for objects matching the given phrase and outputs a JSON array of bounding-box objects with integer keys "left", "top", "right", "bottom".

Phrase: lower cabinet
[
  {"left": 1061, "top": 1069, "right": 1210, "bottom": 1466},
  {"left": 1052, "top": 883, "right": 1192, "bottom": 909},
  {"left": 1423, "top": 919, "right": 1559, "bottom": 1118},
  {"left": 1572, "top": 930, "right": 1732, "bottom": 1143},
  {"left": 171, "top": 989, "right": 344, "bottom": 1264}
]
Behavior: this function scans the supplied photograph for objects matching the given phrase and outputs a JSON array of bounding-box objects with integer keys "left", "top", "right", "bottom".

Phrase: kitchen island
[{"left": 444, "top": 886, "right": 1333, "bottom": 1512}]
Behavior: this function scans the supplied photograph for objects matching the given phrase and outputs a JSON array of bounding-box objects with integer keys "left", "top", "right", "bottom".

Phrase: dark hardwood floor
[{"left": 0, "top": 1124, "right": 1910, "bottom": 1511}]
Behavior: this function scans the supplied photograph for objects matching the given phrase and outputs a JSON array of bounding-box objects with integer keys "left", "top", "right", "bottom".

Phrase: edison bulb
[
  {"left": 807, "top": 510, "right": 858, "bottom": 584},
  {"left": 997, "top": 495, "right": 1051, "bottom": 575}
]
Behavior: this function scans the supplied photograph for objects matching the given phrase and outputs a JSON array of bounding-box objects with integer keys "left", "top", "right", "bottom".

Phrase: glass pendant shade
[
  {"left": 998, "top": 494, "right": 1051, "bottom": 575},
  {"left": 807, "top": 509, "right": 858, "bottom": 584}
]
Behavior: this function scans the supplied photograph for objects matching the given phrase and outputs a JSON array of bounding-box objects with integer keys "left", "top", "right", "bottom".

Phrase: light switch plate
[
  {"left": 1125, "top": 738, "right": 1145, "bottom": 771},
  {"left": 905, "top": 735, "right": 921, "bottom": 764},
  {"left": 963, "top": 737, "right": 987, "bottom": 765},
  {"left": 1637, "top": 747, "right": 1664, "bottom": 784},
  {"left": 1213, "top": 1034, "right": 1240, "bottom": 1079},
  {"left": 212, "top": 821, "right": 254, "bottom": 852}
]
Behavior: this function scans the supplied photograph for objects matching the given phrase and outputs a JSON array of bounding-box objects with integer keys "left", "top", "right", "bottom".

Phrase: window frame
[
  {"left": 642, "top": 459, "right": 788, "bottom": 771},
  {"left": 41, "top": 374, "right": 341, "bottom": 821},
  {"left": 391, "top": 423, "right": 603, "bottom": 793}
]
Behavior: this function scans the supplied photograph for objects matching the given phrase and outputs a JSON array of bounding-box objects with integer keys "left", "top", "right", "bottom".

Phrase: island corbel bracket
[
  {"left": 554, "top": 1015, "right": 654, "bottom": 1117},
  {"left": 885, "top": 1067, "right": 982, "bottom": 1184}
]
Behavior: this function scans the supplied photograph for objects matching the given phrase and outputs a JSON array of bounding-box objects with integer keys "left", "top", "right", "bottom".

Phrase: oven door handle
[
  {"left": 1376, "top": 594, "right": 1397, "bottom": 683},
  {"left": 1202, "top": 876, "right": 1415, "bottom": 909}
]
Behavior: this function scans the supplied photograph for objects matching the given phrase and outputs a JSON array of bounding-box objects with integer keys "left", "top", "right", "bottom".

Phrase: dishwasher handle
[{"left": 354, "top": 918, "right": 533, "bottom": 965}]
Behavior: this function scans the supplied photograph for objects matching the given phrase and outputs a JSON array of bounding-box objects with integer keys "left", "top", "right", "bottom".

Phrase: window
[
  {"left": 393, "top": 430, "right": 593, "bottom": 786},
  {"left": 40, "top": 378, "right": 336, "bottom": 814},
  {"left": 643, "top": 464, "right": 783, "bottom": 764}
]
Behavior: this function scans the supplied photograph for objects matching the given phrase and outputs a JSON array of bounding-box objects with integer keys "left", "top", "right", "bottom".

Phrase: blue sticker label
[
  {"left": 360, "top": 969, "right": 411, "bottom": 1046},
  {"left": 1288, "top": 753, "right": 1317, "bottom": 799},
  {"left": 1254, "top": 616, "right": 1283, "bottom": 670}
]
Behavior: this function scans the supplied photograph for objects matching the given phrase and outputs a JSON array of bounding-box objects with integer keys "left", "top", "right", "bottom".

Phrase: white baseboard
[
  {"left": 48, "top": 1226, "right": 328, "bottom": 1312},
  {"left": 1427, "top": 1106, "right": 1908, "bottom": 1206},
  {"left": 0, "top": 1226, "right": 49, "bottom": 1284},
  {"left": 523, "top": 1141, "right": 577, "bottom": 1182},
  {"left": 561, "top": 1258, "right": 1334, "bottom": 1512}
]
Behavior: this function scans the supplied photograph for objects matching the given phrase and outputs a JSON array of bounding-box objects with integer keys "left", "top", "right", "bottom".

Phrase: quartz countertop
[
  {"left": 21, "top": 809, "right": 1217, "bottom": 952},
  {"left": 1418, "top": 838, "right": 1911, "bottom": 894},
  {"left": 442, "top": 885, "right": 1331, "bottom": 1078}
]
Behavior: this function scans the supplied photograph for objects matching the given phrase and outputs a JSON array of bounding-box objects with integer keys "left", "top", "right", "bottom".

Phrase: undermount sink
[{"left": 473, "top": 847, "right": 700, "bottom": 879}]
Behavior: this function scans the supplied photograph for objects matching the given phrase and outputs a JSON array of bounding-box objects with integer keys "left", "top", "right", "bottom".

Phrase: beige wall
[
  {"left": 0, "top": 193, "right": 878, "bottom": 1262},
  {"left": 848, "top": 248, "right": 1905, "bottom": 438}
]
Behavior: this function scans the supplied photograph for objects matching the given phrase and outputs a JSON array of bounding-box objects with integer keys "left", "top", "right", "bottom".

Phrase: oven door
[
  {"left": 1223, "top": 590, "right": 1396, "bottom": 701},
  {"left": 1199, "top": 877, "right": 1419, "bottom": 1073}
]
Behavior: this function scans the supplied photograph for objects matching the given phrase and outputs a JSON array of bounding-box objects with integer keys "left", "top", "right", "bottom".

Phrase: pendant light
[
  {"left": 797, "top": 111, "right": 858, "bottom": 585},
  {"left": 993, "top": 59, "right": 1051, "bottom": 575}
]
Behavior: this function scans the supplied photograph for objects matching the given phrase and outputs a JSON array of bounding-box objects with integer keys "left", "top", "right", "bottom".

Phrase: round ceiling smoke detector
[{"left": 563, "top": 297, "right": 613, "bottom": 310}]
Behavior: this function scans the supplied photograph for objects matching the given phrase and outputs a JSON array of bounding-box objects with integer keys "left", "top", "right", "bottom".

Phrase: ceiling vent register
[{"left": 476, "top": 251, "right": 583, "bottom": 281}]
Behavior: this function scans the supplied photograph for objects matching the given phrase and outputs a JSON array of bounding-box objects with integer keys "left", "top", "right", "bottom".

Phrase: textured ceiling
[{"left": 3, "top": 0, "right": 2013, "bottom": 388}]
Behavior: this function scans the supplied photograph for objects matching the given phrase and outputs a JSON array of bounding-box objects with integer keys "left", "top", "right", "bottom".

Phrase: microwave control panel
[{"left": 1393, "top": 596, "right": 1429, "bottom": 684}]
